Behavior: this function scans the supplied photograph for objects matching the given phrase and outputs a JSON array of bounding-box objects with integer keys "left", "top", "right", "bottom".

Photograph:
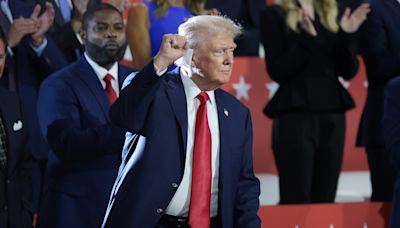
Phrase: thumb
[
  {"left": 30, "top": 4, "right": 41, "bottom": 19},
  {"left": 341, "top": 7, "right": 351, "bottom": 20}
]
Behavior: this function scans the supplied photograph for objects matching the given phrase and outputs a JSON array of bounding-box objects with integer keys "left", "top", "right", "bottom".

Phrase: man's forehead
[{"left": 90, "top": 10, "right": 123, "bottom": 23}]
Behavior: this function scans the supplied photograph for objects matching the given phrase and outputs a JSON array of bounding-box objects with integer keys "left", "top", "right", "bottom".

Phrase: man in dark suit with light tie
[
  {"left": 356, "top": 0, "right": 400, "bottom": 204},
  {"left": 37, "top": 3, "right": 131, "bottom": 227},
  {"left": 105, "top": 15, "right": 261, "bottom": 228},
  {"left": 0, "top": 25, "right": 33, "bottom": 228}
]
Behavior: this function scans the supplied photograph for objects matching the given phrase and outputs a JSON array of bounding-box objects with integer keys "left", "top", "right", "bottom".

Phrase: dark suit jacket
[
  {"left": 105, "top": 63, "right": 261, "bottom": 227},
  {"left": 0, "top": 88, "right": 32, "bottom": 228},
  {"left": 356, "top": 0, "right": 400, "bottom": 147},
  {"left": 205, "top": 0, "right": 265, "bottom": 56},
  {"left": 260, "top": 5, "right": 358, "bottom": 118},
  {"left": 2, "top": 0, "right": 69, "bottom": 214},
  {"left": 382, "top": 77, "right": 400, "bottom": 228},
  {"left": 36, "top": 57, "right": 131, "bottom": 228},
  {"left": 7, "top": 0, "right": 68, "bottom": 157}
]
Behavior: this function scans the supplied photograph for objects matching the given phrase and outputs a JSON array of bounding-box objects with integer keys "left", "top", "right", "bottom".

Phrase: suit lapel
[
  {"left": 0, "top": 92, "right": 19, "bottom": 174},
  {"left": 165, "top": 72, "right": 188, "bottom": 162},
  {"left": 386, "top": 0, "right": 400, "bottom": 13},
  {"left": 215, "top": 89, "right": 232, "bottom": 189},
  {"left": 74, "top": 57, "right": 110, "bottom": 120}
]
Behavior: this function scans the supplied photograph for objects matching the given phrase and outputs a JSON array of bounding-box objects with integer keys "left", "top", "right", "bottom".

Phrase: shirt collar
[
  {"left": 180, "top": 69, "right": 216, "bottom": 106},
  {"left": 84, "top": 52, "right": 118, "bottom": 82}
]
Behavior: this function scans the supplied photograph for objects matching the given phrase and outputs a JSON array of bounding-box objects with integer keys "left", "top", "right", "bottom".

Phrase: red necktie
[
  {"left": 189, "top": 92, "right": 212, "bottom": 228},
  {"left": 103, "top": 74, "right": 117, "bottom": 104}
]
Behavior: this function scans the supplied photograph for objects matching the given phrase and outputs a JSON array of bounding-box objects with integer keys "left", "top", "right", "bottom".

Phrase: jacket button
[
  {"left": 6, "top": 179, "right": 10, "bottom": 184},
  {"left": 156, "top": 208, "right": 164, "bottom": 214},
  {"left": 171, "top": 183, "right": 178, "bottom": 188}
]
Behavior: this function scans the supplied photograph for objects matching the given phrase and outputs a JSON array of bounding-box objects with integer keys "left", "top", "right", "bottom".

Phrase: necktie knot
[
  {"left": 103, "top": 74, "right": 113, "bottom": 83},
  {"left": 197, "top": 92, "right": 209, "bottom": 105}
]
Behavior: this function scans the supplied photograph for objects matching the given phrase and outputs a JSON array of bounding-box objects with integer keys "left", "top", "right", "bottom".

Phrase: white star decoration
[
  {"left": 266, "top": 82, "right": 279, "bottom": 100},
  {"left": 363, "top": 80, "right": 368, "bottom": 88},
  {"left": 233, "top": 76, "right": 252, "bottom": 101},
  {"left": 338, "top": 77, "right": 350, "bottom": 89}
]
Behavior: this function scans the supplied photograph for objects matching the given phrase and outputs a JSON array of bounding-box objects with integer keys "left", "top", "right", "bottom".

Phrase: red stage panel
[{"left": 259, "top": 202, "right": 391, "bottom": 228}]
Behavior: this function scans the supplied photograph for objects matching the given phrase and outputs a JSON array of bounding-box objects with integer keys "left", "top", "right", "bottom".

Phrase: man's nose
[
  {"left": 223, "top": 51, "right": 234, "bottom": 65},
  {"left": 106, "top": 28, "right": 117, "bottom": 38}
]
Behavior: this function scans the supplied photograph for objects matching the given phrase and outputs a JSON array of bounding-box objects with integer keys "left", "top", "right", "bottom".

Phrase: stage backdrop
[{"left": 221, "top": 57, "right": 368, "bottom": 173}]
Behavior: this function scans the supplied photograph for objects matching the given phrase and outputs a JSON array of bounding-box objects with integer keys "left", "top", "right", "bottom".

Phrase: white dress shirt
[
  {"left": 165, "top": 70, "right": 220, "bottom": 218},
  {"left": 84, "top": 53, "right": 120, "bottom": 96}
]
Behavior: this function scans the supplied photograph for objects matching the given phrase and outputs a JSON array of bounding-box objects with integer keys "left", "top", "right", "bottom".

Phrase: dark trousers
[
  {"left": 272, "top": 111, "right": 345, "bottom": 204},
  {"left": 366, "top": 146, "right": 396, "bottom": 201}
]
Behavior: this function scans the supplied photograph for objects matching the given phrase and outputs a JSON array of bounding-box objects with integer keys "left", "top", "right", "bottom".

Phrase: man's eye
[
  {"left": 114, "top": 25, "right": 124, "bottom": 30},
  {"left": 95, "top": 25, "right": 107, "bottom": 31},
  {"left": 214, "top": 50, "right": 224, "bottom": 56}
]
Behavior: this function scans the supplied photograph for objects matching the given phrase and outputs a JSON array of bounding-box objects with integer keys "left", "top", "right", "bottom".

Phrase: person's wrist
[
  {"left": 31, "top": 36, "right": 44, "bottom": 47},
  {"left": 153, "top": 54, "right": 171, "bottom": 72}
]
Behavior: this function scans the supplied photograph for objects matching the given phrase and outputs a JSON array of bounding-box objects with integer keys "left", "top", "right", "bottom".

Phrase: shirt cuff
[
  {"left": 30, "top": 37, "right": 48, "bottom": 56},
  {"left": 153, "top": 63, "right": 168, "bottom": 76}
]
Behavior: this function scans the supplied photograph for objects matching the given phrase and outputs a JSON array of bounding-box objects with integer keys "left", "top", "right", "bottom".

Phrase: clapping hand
[
  {"left": 300, "top": 9, "right": 317, "bottom": 36},
  {"left": 340, "top": 3, "right": 370, "bottom": 33},
  {"left": 31, "top": 2, "right": 55, "bottom": 45}
]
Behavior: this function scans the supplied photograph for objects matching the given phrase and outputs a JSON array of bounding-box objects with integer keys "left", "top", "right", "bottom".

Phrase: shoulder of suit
[
  {"left": 216, "top": 88, "right": 249, "bottom": 112},
  {"left": 387, "top": 76, "right": 400, "bottom": 91},
  {"left": 119, "top": 64, "right": 136, "bottom": 76}
]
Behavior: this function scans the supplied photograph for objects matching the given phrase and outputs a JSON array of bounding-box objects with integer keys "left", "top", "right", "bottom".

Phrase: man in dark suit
[
  {"left": 0, "top": 26, "right": 33, "bottom": 228},
  {"left": 205, "top": 0, "right": 265, "bottom": 56},
  {"left": 105, "top": 15, "right": 261, "bottom": 227},
  {"left": 382, "top": 77, "right": 400, "bottom": 228},
  {"left": 0, "top": 0, "right": 68, "bottom": 216},
  {"left": 37, "top": 3, "right": 131, "bottom": 227},
  {"left": 356, "top": 0, "right": 400, "bottom": 202}
]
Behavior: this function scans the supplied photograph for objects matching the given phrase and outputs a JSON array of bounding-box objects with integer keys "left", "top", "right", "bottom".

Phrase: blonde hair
[
  {"left": 178, "top": 15, "right": 242, "bottom": 49},
  {"left": 151, "top": 0, "right": 206, "bottom": 18},
  {"left": 278, "top": 0, "right": 339, "bottom": 33}
]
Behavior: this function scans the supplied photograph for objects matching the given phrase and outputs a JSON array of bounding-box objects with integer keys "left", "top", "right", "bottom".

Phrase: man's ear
[
  {"left": 80, "top": 30, "right": 86, "bottom": 42},
  {"left": 191, "top": 54, "right": 196, "bottom": 67}
]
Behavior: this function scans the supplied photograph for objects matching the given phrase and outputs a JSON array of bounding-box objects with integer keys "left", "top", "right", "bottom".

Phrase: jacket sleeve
[
  {"left": 234, "top": 109, "right": 261, "bottom": 227},
  {"left": 37, "top": 77, "right": 125, "bottom": 162},
  {"left": 110, "top": 61, "right": 163, "bottom": 133},
  {"left": 334, "top": 29, "right": 359, "bottom": 80}
]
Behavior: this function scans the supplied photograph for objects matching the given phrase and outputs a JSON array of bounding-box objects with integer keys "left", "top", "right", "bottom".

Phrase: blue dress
[{"left": 145, "top": 1, "right": 193, "bottom": 56}]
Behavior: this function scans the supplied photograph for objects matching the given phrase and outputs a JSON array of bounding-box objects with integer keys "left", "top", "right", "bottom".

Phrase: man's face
[
  {"left": 192, "top": 32, "right": 236, "bottom": 90},
  {"left": 0, "top": 39, "right": 5, "bottom": 78},
  {"left": 82, "top": 9, "right": 127, "bottom": 68}
]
